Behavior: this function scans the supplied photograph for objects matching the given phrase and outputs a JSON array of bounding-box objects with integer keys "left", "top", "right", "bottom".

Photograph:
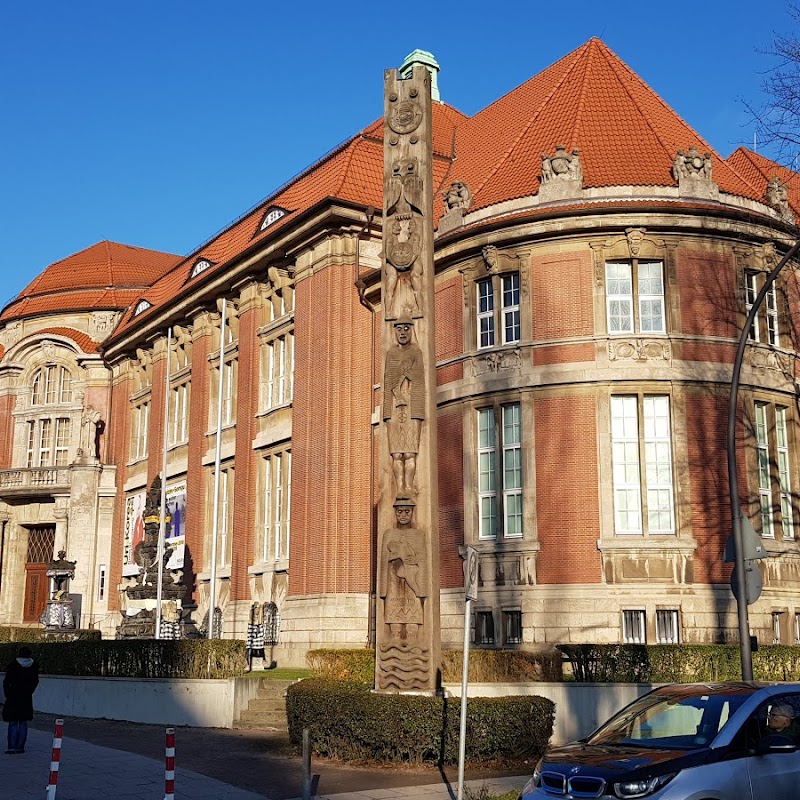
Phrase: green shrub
[
  {"left": 307, "top": 647, "right": 563, "bottom": 684},
  {"left": 286, "top": 678, "right": 553, "bottom": 764},
  {"left": 558, "top": 644, "right": 800, "bottom": 683},
  {"left": 0, "top": 639, "right": 246, "bottom": 678},
  {"left": 0, "top": 626, "right": 100, "bottom": 643}
]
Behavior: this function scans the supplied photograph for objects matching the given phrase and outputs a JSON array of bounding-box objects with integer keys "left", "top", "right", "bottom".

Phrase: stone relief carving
[
  {"left": 748, "top": 347, "right": 793, "bottom": 376},
  {"left": 90, "top": 311, "right": 118, "bottom": 340},
  {"left": 539, "top": 145, "right": 583, "bottom": 203},
  {"left": 173, "top": 325, "right": 193, "bottom": 370},
  {"left": 672, "top": 147, "right": 719, "bottom": 200},
  {"left": 481, "top": 246, "right": 530, "bottom": 296},
  {"left": 41, "top": 341, "right": 57, "bottom": 363},
  {"left": 384, "top": 156, "right": 425, "bottom": 320},
  {"left": 625, "top": 228, "right": 646, "bottom": 257},
  {"left": 377, "top": 497, "right": 431, "bottom": 691},
  {"left": 471, "top": 348, "right": 522, "bottom": 376},
  {"left": 608, "top": 339, "right": 672, "bottom": 362},
  {"left": 382, "top": 316, "right": 425, "bottom": 497},
  {"left": 2, "top": 321, "right": 23, "bottom": 348},
  {"left": 765, "top": 177, "right": 795, "bottom": 224},
  {"left": 438, "top": 181, "right": 473, "bottom": 235},
  {"left": 267, "top": 266, "right": 294, "bottom": 317},
  {"left": 762, "top": 242, "right": 779, "bottom": 272}
]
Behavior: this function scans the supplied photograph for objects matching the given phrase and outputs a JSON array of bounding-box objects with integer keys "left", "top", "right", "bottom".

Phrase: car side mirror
[{"left": 757, "top": 734, "right": 797, "bottom": 755}]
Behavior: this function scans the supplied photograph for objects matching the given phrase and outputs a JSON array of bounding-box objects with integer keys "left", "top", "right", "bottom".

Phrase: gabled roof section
[
  {"left": 111, "top": 103, "right": 465, "bottom": 340},
  {"left": 726, "top": 148, "right": 800, "bottom": 218},
  {"left": 447, "top": 38, "right": 760, "bottom": 213},
  {"left": 1, "top": 241, "right": 181, "bottom": 323}
]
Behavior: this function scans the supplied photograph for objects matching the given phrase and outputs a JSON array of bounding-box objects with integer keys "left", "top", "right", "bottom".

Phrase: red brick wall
[
  {"left": 0, "top": 394, "right": 16, "bottom": 470},
  {"left": 438, "top": 410, "right": 464, "bottom": 588},
  {"left": 534, "top": 343, "right": 595, "bottom": 366},
  {"left": 686, "top": 391, "right": 745, "bottom": 585},
  {"left": 107, "top": 372, "right": 132, "bottom": 611},
  {"left": 148, "top": 357, "right": 166, "bottom": 486},
  {"left": 678, "top": 340, "right": 735, "bottom": 365},
  {"left": 289, "top": 261, "right": 374, "bottom": 596},
  {"left": 435, "top": 277, "right": 463, "bottom": 361},
  {"left": 535, "top": 395, "right": 601, "bottom": 584},
  {"left": 531, "top": 252, "right": 594, "bottom": 341},
  {"left": 677, "top": 250, "right": 737, "bottom": 338},
  {"left": 185, "top": 330, "right": 210, "bottom": 601},
  {"left": 231, "top": 302, "right": 260, "bottom": 600}
]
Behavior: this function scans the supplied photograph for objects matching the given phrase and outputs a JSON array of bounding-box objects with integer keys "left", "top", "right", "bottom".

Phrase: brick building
[{"left": 2, "top": 40, "right": 800, "bottom": 659}]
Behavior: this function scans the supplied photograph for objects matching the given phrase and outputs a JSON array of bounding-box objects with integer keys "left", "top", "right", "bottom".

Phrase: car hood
[{"left": 541, "top": 741, "right": 706, "bottom": 780}]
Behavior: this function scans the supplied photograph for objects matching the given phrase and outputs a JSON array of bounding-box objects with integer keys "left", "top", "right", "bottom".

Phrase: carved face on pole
[{"left": 394, "top": 320, "right": 413, "bottom": 346}]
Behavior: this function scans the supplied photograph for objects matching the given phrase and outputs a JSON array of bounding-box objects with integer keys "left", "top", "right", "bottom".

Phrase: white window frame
[
  {"left": 131, "top": 401, "right": 150, "bottom": 461},
  {"left": 501, "top": 273, "right": 521, "bottom": 345},
  {"left": 776, "top": 406, "right": 794, "bottom": 539},
  {"left": 54, "top": 418, "right": 70, "bottom": 466},
  {"left": 606, "top": 260, "right": 665, "bottom": 335},
  {"left": 766, "top": 282, "right": 780, "bottom": 346},
  {"left": 169, "top": 383, "right": 189, "bottom": 446},
  {"left": 262, "top": 450, "right": 291, "bottom": 563},
  {"left": 611, "top": 395, "right": 675, "bottom": 536},
  {"left": 773, "top": 611, "right": 784, "bottom": 644},
  {"left": 97, "top": 564, "right": 107, "bottom": 601},
  {"left": 655, "top": 609, "right": 679, "bottom": 644},
  {"left": 745, "top": 270, "right": 760, "bottom": 342},
  {"left": 476, "top": 272, "right": 521, "bottom": 350},
  {"left": 477, "top": 403, "right": 523, "bottom": 540},
  {"left": 755, "top": 402, "right": 774, "bottom": 538},
  {"left": 477, "top": 278, "right": 495, "bottom": 349},
  {"left": 622, "top": 609, "right": 646, "bottom": 644}
]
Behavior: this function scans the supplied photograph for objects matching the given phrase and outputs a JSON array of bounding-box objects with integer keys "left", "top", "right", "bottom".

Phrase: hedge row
[
  {"left": 286, "top": 678, "right": 554, "bottom": 764},
  {"left": 307, "top": 647, "right": 562, "bottom": 683},
  {"left": 558, "top": 644, "right": 800, "bottom": 683},
  {"left": 0, "top": 639, "right": 247, "bottom": 679},
  {"left": 0, "top": 626, "right": 100, "bottom": 643}
]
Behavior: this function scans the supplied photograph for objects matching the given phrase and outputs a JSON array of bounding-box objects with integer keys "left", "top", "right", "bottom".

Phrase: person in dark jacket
[{"left": 3, "top": 646, "right": 39, "bottom": 754}]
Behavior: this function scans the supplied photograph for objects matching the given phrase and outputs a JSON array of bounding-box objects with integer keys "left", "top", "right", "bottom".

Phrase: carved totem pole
[{"left": 376, "top": 64, "right": 441, "bottom": 693}]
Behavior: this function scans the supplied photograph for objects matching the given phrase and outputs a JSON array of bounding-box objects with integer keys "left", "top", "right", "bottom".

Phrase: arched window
[
  {"left": 31, "top": 365, "right": 73, "bottom": 406},
  {"left": 263, "top": 602, "right": 280, "bottom": 646}
]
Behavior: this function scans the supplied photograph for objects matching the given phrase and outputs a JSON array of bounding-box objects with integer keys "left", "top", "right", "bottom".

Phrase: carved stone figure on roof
[
  {"left": 765, "top": 177, "right": 795, "bottom": 224},
  {"left": 672, "top": 146, "right": 718, "bottom": 200},
  {"left": 443, "top": 181, "right": 473, "bottom": 212},
  {"left": 539, "top": 145, "right": 583, "bottom": 202},
  {"left": 382, "top": 316, "right": 425, "bottom": 497},
  {"left": 384, "top": 157, "right": 424, "bottom": 319}
]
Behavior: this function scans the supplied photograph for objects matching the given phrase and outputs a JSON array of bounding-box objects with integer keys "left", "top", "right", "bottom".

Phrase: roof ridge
[
  {"left": 569, "top": 39, "right": 596, "bottom": 161},
  {"left": 332, "top": 136, "right": 362, "bottom": 198},
  {"left": 470, "top": 41, "right": 592, "bottom": 198}
]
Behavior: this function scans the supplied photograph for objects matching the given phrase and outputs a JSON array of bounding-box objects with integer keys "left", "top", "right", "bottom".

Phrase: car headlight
[
  {"left": 518, "top": 758, "right": 543, "bottom": 798},
  {"left": 613, "top": 773, "right": 677, "bottom": 799}
]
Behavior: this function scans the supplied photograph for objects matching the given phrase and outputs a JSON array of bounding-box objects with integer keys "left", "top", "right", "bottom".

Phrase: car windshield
[{"left": 587, "top": 688, "right": 753, "bottom": 750}]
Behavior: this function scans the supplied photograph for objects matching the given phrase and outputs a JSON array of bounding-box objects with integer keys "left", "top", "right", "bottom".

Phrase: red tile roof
[
  {"left": 443, "top": 38, "right": 760, "bottom": 215},
  {"left": 1, "top": 241, "right": 181, "bottom": 323},
  {"left": 23, "top": 327, "right": 100, "bottom": 354},
  {"left": 726, "top": 147, "right": 800, "bottom": 218}
]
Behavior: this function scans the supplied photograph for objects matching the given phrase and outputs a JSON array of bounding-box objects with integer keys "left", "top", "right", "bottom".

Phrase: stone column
[{"left": 375, "top": 65, "right": 441, "bottom": 693}]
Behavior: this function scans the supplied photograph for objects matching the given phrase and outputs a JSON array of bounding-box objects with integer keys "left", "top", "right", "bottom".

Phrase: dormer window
[
  {"left": 259, "top": 207, "right": 288, "bottom": 231},
  {"left": 134, "top": 300, "right": 152, "bottom": 316},
  {"left": 190, "top": 258, "right": 214, "bottom": 279}
]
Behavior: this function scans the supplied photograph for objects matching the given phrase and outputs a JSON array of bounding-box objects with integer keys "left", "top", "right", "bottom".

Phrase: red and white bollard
[
  {"left": 164, "top": 727, "right": 175, "bottom": 800},
  {"left": 45, "top": 718, "right": 63, "bottom": 800}
]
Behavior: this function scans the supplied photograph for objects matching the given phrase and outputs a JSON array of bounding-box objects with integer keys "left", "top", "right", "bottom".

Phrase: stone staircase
[{"left": 234, "top": 678, "right": 296, "bottom": 732}]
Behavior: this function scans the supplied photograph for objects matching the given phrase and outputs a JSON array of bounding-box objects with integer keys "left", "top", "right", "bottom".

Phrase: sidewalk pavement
[{"left": 7, "top": 724, "right": 529, "bottom": 799}]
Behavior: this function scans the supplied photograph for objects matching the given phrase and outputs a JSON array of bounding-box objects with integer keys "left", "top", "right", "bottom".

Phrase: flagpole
[{"left": 155, "top": 326, "right": 173, "bottom": 639}]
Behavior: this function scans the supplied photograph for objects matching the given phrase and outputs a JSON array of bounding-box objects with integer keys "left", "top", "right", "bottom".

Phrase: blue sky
[{"left": 0, "top": 0, "right": 793, "bottom": 306}]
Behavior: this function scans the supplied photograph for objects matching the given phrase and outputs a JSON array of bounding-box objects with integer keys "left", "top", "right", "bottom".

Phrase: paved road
[{"left": 8, "top": 713, "right": 531, "bottom": 799}]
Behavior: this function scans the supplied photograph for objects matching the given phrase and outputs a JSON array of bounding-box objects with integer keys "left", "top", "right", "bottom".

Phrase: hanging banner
[
  {"left": 123, "top": 490, "right": 147, "bottom": 576},
  {"left": 123, "top": 480, "right": 186, "bottom": 575}
]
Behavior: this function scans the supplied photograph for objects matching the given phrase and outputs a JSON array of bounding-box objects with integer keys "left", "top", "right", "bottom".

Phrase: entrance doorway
[{"left": 23, "top": 525, "right": 55, "bottom": 622}]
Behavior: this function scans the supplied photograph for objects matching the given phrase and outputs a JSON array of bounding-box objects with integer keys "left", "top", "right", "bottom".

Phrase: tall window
[
  {"left": 622, "top": 609, "right": 646, "bottom": 643},
  {"left": 262, "top": 450, "right": 291, "bottom": 562},
  {"left": 478, "top": 403, "right": 523, "bottom": 539},
  {"left": 131, "top": 401, "right": 150, "bottom": 461},
  {"left": 605, "top": 261, "right": 665, "bottom": 334},
  {"left": 746, "top": 270, "right": 781, "bottom": 346},
  {"left": 262, "top": 333, "right": 294, "bottom": 411},
  {"left": 476, "top": 272, "right": 520, "bottom": 349},
  {"left": 213, "top": 357, "right": 237, "bottom": 426},
  {"left": 755, "top": 402, "right": 795, "bottom": 539},
  {"left": 611, "top": 396, "right": 675, "bottom": 535},
  {"left": 169, "top": 383, "right": 189, "bottom": 446},
  {"left": 502, "top": 610, "right": 522, "bottom": 644},
  {"left": 208, "top": 465, "right": 234, "bottom": 568},
  {"left": 474, "top": 611, "right": 495, "bottom": 645},
  {"left": 31, "top": 365, "right": 73, "bottom": 405}
]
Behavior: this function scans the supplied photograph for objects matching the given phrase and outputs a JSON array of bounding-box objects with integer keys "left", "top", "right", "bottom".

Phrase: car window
[
  {"left": 589, "top": 690, "right": 752, "bottom": 750},
  {"left": 742, "top": 693, "right": 800, "bottom": 748}
]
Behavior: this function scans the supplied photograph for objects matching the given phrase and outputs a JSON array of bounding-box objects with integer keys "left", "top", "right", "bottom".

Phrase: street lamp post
[{"left": 727, "top": 239, "right": 800, "bottom": 680}]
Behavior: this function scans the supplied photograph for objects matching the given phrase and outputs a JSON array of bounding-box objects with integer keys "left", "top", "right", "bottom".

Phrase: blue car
[{"left": 519, "top": 681, "right": 800, "bottom": 799}]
